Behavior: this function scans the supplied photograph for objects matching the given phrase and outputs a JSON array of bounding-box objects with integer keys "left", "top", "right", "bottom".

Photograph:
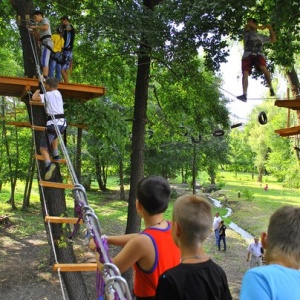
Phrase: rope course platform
[
  {"left": 0, "top": 75, "right": 105, "bottom": 101},
  {"left": 274, "top": 99, "right": 300, "bottom": 110},
  {"left": 275, "top": 125, "right": 300, "bottom": 137}
]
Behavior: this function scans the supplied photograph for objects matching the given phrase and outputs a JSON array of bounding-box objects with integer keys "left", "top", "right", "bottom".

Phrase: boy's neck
[
  {"left": 180, "top": 247, "right": 208, "bottom": 263},
  {"left": 144, "top": 214, "right": 165, "bottom": 229}
]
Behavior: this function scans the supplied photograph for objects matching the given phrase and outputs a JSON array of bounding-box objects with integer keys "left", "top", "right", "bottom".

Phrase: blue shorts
[{"left": 40, "top": 124, "right": 66, "bottom": 148}]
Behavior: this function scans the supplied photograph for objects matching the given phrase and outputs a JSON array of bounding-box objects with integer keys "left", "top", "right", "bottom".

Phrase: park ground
[
  {"left": 1, "top": 172, "right": 299, "bottom": 299},
  {"left": 0, "top": 222, "right": 248, "bottom": 300}
]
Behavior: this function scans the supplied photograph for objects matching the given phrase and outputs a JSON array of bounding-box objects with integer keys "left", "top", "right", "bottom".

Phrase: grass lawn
[
  {"left": 0, "top": 171, "right": 299, "bottom": 239},
  {"left": 214, "top": 171, "right": 300, "bottom": 235}
]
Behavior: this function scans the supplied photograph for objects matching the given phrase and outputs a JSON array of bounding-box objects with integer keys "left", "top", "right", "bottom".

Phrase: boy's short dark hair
[
  {"left": 60, "top": 15, "right": 70, "bottom": 21},
  {"left": 137, "top": 176, "right": 171, "bottom": 215},
  {"left": 247, "top": 17, "right": 257, "bottom": 24},
  {"left": 33, "top": 10, "right": 43, "bottom": 17},
  {"left": 46, "top": 78, "right": 59, "bottom": 89}
]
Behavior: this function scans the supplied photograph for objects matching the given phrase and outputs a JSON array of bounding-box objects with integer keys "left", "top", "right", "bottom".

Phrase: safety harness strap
[
  {"left": 40, "top": 34, "right": 51, "bottom": 42},
  {"left": 47, "top": 114, "right": 65, "bottom": 121}
]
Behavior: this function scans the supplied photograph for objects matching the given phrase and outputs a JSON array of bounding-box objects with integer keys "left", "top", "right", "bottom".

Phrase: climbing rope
[{"left": 26, "top": 24, "right": 131, "bottom": 300}]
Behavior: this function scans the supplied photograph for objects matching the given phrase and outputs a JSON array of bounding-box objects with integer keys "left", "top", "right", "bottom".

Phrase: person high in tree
[{"left": 237, "top": 18, "right": 276, "bottom": 102}]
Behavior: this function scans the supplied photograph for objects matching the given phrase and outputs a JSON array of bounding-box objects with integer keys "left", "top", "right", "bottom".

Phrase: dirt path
[{"left": 0, "top": 223, "right": 248, "bottom": 300}]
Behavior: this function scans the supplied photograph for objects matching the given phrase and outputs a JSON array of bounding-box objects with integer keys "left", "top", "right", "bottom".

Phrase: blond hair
[
  {"left": 265, "top": 205, "right": 300, "bottom": 267},
  {"left": 173, "top": 194, "right": 212, "bottom": 247}
]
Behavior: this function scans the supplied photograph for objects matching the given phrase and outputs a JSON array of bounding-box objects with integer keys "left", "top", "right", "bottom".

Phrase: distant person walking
[
  {"left": 218, "top": 220, "right": 227, "bottom": 251},
  {"left": 246, "top": 237, "right": 263, "bottom": 268},
  {"left": 237, "top": 17, "right": 276, "bottom": 102},
  {"left": 213, "top": 212, "right": 222, "bottom": 245}
]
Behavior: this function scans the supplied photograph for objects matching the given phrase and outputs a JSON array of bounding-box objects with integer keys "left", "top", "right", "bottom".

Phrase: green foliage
[{"left": 241, "top": 188, "right": 255, "bottom": 202}]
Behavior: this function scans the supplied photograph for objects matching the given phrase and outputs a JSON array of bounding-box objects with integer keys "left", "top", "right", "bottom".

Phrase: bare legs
[
  {"left": 238, "top": 67, "right": 274, "bottom": 102},
  {"left": 61, "top": 69, "right": 69, "bottom": 83}
]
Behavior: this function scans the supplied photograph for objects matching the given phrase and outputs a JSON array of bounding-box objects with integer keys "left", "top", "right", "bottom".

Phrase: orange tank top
[{"left": 133, "top": 221, "right": 181, "bottom": 298}]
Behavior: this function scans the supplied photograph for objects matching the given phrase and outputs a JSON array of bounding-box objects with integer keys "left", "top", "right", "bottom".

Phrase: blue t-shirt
[{"left": 240, "top": 264, "right": 300, "bottom": 300}]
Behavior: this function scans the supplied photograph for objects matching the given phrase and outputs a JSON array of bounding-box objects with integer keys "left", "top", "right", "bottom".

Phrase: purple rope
[
  {"left": 96, "top": 236, "right": 122, "bottom": 300},
  {"left": 69, "top": 205, "right": 83, "bottom": 239}
]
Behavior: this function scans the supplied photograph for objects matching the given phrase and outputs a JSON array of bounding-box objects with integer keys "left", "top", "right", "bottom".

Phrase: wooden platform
[
  {"left": 274, "top": 100, "right": 300, "bottom": 110},
  {"left": 275, "top": 126, "right": 300, "bottom": 137},
  {"left": 0, "top": 75, "right": 105, "bottom": 101}
]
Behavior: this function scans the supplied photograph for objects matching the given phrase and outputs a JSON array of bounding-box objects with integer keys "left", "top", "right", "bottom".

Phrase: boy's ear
[
  {"left": 261, "top": 232, "right": 268, "bottom": 249},
  {"left": 135, "top": 199, "right": 141, "bottom": 210},
  {"left": 173, "top": 221, "right": 181, "bottom": 237}
]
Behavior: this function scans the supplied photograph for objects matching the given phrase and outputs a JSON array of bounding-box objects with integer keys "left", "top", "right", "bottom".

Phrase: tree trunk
[
  {"left": 95, "top": 153, "right": 107, "bottom": 191},
  {"left": 11, "top": 0, "right": 89, "bottom": 297},
  {"left": 257, "top": 166, "right": 263, "bottom": 183},
  {"left": 22, "top": 139, "right": 35, "bottom": 210},
  {"left": 119, "top": 158, "right": 126, "bottom": 200},
  {"left": 10, "top": 0, "right": 37, "bottom": 78},
  {"left": 192, "top": 144, "right": 197, "bottom": 194},
  {"left": 286, "top": 66, "right": 300, "bottom": 122}
]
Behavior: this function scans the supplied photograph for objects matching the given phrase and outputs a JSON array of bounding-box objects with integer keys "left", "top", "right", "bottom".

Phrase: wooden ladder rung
[
  {"left": 6, "top": 121, "right": 31, "bottom": 127},
  {"left": 31, "top": 125, "right": 46, "bottom": 131},
  {"left": 39, "top": 180, "right": 75, "bottom": 189},
  {"left": 52, "top": 263, "right": 97, "bottom": 272},
  {"left": 34, "top": 154, "right": 66, "bottom": 164},
  {"left": 45, "top": 216, "right": 83, "bottom": 224}
]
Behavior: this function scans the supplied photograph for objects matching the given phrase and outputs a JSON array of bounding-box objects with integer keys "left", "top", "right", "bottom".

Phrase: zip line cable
[{"left": 26, "top": 26, "right": 132, "bottom": 300}]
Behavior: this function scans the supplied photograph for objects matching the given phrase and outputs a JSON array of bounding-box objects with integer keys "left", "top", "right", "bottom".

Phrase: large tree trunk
[
  {"left": 119, "top": 158, "right": 126, "bottom": 200},
  {"left": 10, "top": 0, "right": 36, "bottom": 77},
  {"left": 126, "top": 48, "right": 149, "bottom": 234},
  {"left": 286, "top": 66, "right": 300, "bottom": 122},
  {"left": 11, "top": 1, "right": 89, "bottom": 298}
]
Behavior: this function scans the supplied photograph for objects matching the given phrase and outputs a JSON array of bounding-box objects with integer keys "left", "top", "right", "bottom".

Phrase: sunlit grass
[
  {"left": 1, "top": 172, "right": 299, "bottom": 238},
  {"left": 214, "top": 170, "right": 300, "bottom": 235}
]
